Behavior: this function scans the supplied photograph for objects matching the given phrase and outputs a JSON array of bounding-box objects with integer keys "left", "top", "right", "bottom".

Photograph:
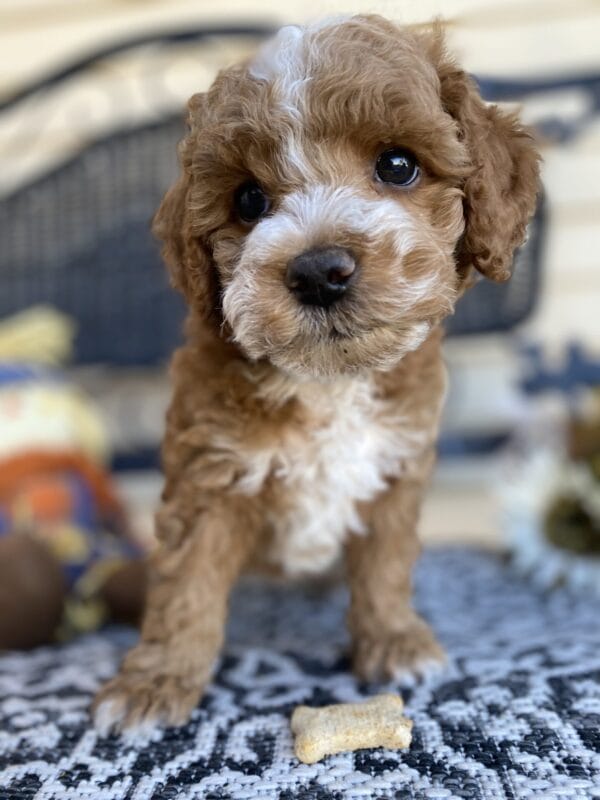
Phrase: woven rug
[{"left": 0, "top": 548, "right": 599, "bottom": 800}]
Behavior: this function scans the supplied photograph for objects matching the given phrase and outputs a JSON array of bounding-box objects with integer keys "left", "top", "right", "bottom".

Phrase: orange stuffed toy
[{"left": 0, "top": 309, "right": 146, "bottom": 649}]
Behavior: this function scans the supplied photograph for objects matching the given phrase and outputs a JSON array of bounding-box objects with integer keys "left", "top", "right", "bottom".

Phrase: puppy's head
[{"left": 155, "top": 15, "right": 539, "bottom": 378}]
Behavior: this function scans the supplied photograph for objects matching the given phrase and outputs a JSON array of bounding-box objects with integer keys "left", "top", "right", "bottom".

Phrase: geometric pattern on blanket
[{"left": 1, "top": 548, "right": 599, "bottom": 800}]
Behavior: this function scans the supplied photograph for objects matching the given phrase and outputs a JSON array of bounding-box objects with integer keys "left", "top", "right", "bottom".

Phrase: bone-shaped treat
[{"left": 290, "top": 693, "right": 413, "bottom": 764}]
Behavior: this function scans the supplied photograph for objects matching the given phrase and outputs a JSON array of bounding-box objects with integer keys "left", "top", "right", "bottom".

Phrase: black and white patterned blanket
[{"left": 1, "top": 548, "right": 599, "bottom": 800}]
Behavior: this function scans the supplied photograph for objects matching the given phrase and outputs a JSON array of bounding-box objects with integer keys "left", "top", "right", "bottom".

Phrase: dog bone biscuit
[{"left": 290, "top": 693, "right": 412, "bottom": 764}]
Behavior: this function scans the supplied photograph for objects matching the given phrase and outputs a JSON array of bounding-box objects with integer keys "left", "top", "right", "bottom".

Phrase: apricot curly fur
[{"left": 93, "top": 14, "right": 539, "bottom": 734}]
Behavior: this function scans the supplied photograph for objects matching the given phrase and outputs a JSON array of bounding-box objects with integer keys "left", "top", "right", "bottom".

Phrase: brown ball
[{"left": 0, "top": 534, "right": 66, "bottom": 649}]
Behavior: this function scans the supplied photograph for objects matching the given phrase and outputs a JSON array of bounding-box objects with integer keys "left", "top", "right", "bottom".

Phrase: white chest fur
[{"left": 242, "top": 376, "right": 425, "bottom": 576}]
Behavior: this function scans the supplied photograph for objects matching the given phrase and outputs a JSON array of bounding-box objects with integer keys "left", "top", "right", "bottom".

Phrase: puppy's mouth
[
  {"left": 299, "top": 304, "right": 388, "bottom": 345},
  {"left": 322, "top": 309, "right": 391, "bottom": 343},
  {"left": 327, "top": 323, "right": 388, "bottom": 343}
]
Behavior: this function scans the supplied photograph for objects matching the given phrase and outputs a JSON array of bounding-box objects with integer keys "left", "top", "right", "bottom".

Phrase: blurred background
[{"left": 1, "top": 0, "right": 599, "bottom": 588}]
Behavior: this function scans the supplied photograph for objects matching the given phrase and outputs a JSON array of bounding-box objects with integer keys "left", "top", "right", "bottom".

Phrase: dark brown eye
[
  {"left": 375, "top": 148, "right": 420, "bottom": 186},
  {"left": 234, "top": 180, "right": 270, "bottom": 222}
]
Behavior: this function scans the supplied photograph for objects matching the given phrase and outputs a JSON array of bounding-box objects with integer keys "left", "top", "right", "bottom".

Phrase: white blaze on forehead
[
  {"left": 249, "top": 17, "right": 349, "bottom": 89},
  {"left": 281, "top": 131, "right": 318, "bottom": 184},
  {"left": 249, "top": 25, "right": 313, "bottom": 180},
  {"left": 248, "top": 20, "right": 350, "bottom": 182},
  {"left": 250, "top": 25, "right": 314, "bottom": 179},
  {"left": 249, "top": 25, "right": 306, "bottom": 112}
]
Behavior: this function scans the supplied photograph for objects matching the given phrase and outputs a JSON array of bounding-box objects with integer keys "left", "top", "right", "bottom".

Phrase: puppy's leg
[
  {"left": 93, "top": 497, "right": 259, "bottom": 735},
  {"left": 346, "top": 469, "right": 445, "bottom": 683}
]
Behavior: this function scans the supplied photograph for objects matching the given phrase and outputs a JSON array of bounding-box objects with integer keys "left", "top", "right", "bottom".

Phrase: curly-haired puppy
[{"left": 94, "top": 14, "right": 539, "bottom": 733}]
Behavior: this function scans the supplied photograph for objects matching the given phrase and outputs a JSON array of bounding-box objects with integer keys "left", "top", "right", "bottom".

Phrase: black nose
[{"left": 285, "top": 247, "right": 357, "bottom": 308}]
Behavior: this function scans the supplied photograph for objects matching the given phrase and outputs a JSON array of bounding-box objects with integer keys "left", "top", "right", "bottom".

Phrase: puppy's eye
[
  {"left": 375, "top": 148, "right": 420, "bottom": 186},
  {"left": 234, "top": 180, "right": 270, "bottom": 223}
]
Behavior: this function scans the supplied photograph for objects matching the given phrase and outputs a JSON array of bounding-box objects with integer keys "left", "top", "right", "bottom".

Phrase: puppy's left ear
[{"left": 432, "top": 37, "right": 541, "bottom": 281}]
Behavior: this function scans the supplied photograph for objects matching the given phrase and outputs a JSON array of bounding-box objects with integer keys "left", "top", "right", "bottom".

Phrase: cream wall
[
  {"left": 0, "top": 0, "right": 600, "bottom": 86},
  {"left": 1, "top": 1, "right": 600, "bottom": 85}
]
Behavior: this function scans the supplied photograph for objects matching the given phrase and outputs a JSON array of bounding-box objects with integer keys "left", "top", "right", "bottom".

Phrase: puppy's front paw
[
  {"left": 92, "top": 668, "right": 204, "bottom": 738},
  {"left": 352, "top": 616, "right": 446, "bottom": 685}
]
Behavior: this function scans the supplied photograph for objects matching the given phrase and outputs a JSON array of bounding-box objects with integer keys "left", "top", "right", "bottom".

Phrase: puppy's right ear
[{"left": 152, "top": 94, "right": 221, "bottom": 323}]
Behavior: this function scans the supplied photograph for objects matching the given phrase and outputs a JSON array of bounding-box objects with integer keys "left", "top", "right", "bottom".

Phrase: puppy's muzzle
[{"left": 285, "top": 247, "right": 357, "bottom": 308}]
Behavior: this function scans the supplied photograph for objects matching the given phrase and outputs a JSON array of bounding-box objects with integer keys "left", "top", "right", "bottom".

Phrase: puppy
[{"left": 94, "top": 14, "right": 539, "bottom": 733}]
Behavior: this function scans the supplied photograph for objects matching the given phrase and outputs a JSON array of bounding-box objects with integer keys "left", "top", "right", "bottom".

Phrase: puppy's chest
[{"left": 244, "top": 380, "right": 419, "bottom": 575}]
